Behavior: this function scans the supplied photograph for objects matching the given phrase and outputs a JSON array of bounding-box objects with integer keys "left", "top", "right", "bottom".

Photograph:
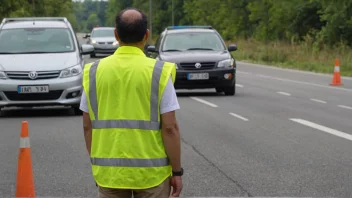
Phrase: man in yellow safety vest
[{"left": 80, "top": 8, "right": 183, "bottom": 198}]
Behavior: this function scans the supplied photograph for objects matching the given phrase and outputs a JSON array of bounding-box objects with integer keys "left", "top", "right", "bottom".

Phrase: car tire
[
  {"left": 215, "top": 88, "right": 224, "bottom": 93},
  {"left": 224, "top": 85, "right": 235, "bottom": 96},
  {"left": 72, "top": 106, "right": 83, "bottom": 116}
]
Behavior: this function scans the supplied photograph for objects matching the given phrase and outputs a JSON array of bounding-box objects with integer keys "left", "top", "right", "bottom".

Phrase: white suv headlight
[
  {"left": 217, "top": 58, "right": 234, "bottom": 68},
  {"left": 0, "top": 71, "right": 7, "bottom": 79},
  {"left": 113, "top": 41, "right": 119, "bottom": 46},
  {"left": 60, "top": 65, "right": 82, "bottom": 78}
]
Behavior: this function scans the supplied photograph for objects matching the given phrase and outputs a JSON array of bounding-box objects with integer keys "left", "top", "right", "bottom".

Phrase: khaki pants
[{"left": 98, "top": 177, "right": 171, "bottom": 198}]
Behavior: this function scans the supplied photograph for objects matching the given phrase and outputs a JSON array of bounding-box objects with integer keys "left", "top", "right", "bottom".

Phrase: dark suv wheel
[
  {"left": 224, "top": 85, "right": 235, "bottom": 96},
  {"left": 216, "top": 88, "right": 224, "bottom": 93}
]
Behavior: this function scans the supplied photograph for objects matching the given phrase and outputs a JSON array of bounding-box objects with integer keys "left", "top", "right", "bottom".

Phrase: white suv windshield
[
  {"left": 162, "top": 32, "right": 226, "bottom": 51},
  {"left": 91, "top": 29, "right": 115, "bottom": 37},
  {"left": 0, "top": 28, "right": 75, "bottom": 54}
]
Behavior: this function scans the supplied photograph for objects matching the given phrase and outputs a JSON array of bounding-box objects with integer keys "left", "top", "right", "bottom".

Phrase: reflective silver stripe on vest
[
  {"left": 91, "top": 157, "right": 169, "bottom": 167},
  {"left": 88, "top": 60, "right": 165, "bottom": 130},
  {"left": 89, "top": 60, "right": 100, "bottom": 120},
  {"left": 150, "top": 61, "right": 164, "bottom": 122},
  {"left": 92, "top": 120, "right": 160, "bottom": 130}
]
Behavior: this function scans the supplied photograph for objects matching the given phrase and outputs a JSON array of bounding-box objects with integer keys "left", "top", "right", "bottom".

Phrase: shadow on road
[
  {"left": 176, "top": 92, "right": 221, "bottom": 97},
  {"left": 0, "top": 107, "right": 80, "bottom": 118},
  {"left": 176, "top": 89, "right": 244, "bottom": 98},
  {"left": 175, "top": 88, "right": 239, "bottom": 97}
]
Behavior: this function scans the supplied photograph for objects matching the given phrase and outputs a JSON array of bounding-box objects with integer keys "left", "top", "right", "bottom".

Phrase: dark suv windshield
[
  {"left": 91, "top": 29, "right": 115, "bottom": 37},
  {"left": 0, "top": 28, "right": 75, "bottom": 54},
  {"left": 162, "top": 32, "right": 226, "bottom": 52}
]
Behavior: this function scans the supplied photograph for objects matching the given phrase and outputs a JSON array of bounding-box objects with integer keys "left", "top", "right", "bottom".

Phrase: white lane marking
[
  {"left": 237, "top": 61, "right": 352, "bottom": 81},
  {"left": 277, "top": 91, "right": 291, "bottom": 96},
  {"left": 338, "top": 105, "right": 352, "bottom": 110},
  {"left": 237, "top": 71, "right": 252, "bottom": 75},
  {"left": 229, "top": 113, "right": 249, "bottom": 121},
  {"left": 236, "top": 84, "right": 244, "bottom": 88},
  {"left": 258, "top": 74, "right": 352, "bottom": 92},
  {"left": 190, "top": 97, "right": 218, "bottom": 107},
  {"left": 290, "top": 118, "right": 352, "bottom": 141},
  {"left": 310, "top": 99, "right": 327, "bottom": 104}
]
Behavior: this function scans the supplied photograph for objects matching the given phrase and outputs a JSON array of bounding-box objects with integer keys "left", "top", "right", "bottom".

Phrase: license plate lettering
[
  {"left": 187, "top": 73, "right": 209, "bottom": 80},
  {"left": 18, "top": 85, "right": 49, "bottom": 93}
]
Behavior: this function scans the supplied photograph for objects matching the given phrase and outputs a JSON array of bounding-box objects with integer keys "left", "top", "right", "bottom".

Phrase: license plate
[
  {"left": 99, "top": 45, "right": 114, "bottom": 49},
  {"left": 17, "top": 85, "right": 49, "bottom": 93},
  {"left": 187, "top": 73, "right": 209, "bottom": 80}
]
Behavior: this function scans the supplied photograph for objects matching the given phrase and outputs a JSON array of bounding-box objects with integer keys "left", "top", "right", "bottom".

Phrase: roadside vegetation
[
  {"left": 1, "top": 0, "right": 352, "bottom": 76},
  {"left": 231, "top": 39, "right": 352, "bottom": 77}
]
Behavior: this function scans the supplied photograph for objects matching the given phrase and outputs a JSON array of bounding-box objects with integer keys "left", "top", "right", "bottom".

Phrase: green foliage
[
  {"left": 86, "top": 13, "right": 100, "bottom": 30},
  {"left": 0, "top": 0, "right": 78, "bottom": 30},
  {"left": 1, "top": 0, "right": 352, "bottom": 76},
  {"left": 73, "top": 0, "right": 109, "bottom": 32},
  {"left": 3, "top": 0, "right": 352, "bottom": 47}
]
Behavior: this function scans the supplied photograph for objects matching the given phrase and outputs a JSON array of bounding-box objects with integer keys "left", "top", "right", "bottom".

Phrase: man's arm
[
  {"left": 83, "top": 112, "right": 92, "bottom": 155},
  {"left": 161, "top": 111, "right": 181, "bottom": 171},
  {"left": 80, "top": 91, "right": 92, "bottom": 155},
  {"left": 160, "top": 76, "right": 181, "bottom": 171},
  {"left": 160, "top": 75, "right": 183, "bottom": 196}
]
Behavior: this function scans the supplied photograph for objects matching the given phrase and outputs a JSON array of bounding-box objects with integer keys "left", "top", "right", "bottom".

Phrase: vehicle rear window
[
  {"left": 0, "top": 28, "right": 75, "bottom": 54},
  {"left": 162, "top": 32, "right": 226, "bottom": 51}
]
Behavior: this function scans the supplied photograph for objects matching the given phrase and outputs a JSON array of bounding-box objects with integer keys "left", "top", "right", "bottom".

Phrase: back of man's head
[{"left": 115, "top": 8, "right": 148, "bottom": 44}]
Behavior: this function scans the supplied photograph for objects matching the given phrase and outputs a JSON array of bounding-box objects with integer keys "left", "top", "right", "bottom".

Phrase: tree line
[
  {"left": 101, "top": 0, "right": 352, "bottom": 49},
  {"left": 1, "top": 0, "right": 352, "bottom": 48},
  {"left": 0, "top": 0, "right": 78, "bottom": 30}
]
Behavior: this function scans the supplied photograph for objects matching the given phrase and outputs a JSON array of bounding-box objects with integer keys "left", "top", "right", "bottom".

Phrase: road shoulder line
[
  {"left": 258, "top": 74, "right": 352, "bottom": 92},
  {"left": 338, "top": 105, "right": 352, "bottom": 110},
  {"left": 290, "top": 118, "right": 352, "bottom": 141},
  {"left": 238, "top": 61, "right": 352, "bottom": 80}
]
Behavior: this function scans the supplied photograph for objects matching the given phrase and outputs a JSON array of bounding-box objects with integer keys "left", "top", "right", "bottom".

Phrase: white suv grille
[{"left": 5, "top": 71, "right": 61, "bottom": 80}]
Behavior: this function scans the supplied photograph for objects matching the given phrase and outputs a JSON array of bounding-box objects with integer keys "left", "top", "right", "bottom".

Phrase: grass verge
[{"left": 228, "top": 38, "right": 352, "bottom": 77}]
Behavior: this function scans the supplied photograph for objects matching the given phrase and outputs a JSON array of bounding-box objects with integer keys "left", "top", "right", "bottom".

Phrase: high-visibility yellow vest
[{"left": 82, "top": 46, "right": 176, "bottom": 189}]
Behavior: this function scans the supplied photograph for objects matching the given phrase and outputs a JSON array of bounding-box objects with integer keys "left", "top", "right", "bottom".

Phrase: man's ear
[
  {"left": 144, "top": 29, "right": 150, "bottom": 42},
  {"left": 114, "top": 28, "right": 120, "bottom": 42}
]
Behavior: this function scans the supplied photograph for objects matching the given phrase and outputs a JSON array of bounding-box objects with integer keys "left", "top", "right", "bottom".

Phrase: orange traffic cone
[
  {"left": 330, "top": 58, "right": 343, "bottom": 86},
  {"left": 15, "top": 121, "right": 35, "bottom": 198}
]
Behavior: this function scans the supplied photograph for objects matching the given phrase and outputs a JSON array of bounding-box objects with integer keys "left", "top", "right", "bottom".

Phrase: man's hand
[{"left": 170, "top": 176, "right": 183, "bottom": 197}]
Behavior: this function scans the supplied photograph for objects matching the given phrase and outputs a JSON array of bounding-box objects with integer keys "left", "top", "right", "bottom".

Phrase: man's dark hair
[{"left": 115, "top": 8, "right": 148, "bottom": 44}]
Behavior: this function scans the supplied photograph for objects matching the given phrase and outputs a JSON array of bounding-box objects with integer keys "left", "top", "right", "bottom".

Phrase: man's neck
[{"left": 119, "top": 43, "right": 145, "bottom": 51}]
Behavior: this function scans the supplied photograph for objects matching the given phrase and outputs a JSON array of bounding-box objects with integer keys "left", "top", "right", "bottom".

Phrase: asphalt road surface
[{"left": 1, "top": 36, "right": 352, "bottom": 197}]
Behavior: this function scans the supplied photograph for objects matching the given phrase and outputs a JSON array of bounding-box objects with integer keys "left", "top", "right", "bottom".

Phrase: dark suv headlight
[{"left": 217, "top": 58, "right": 234, "bottom": 68}]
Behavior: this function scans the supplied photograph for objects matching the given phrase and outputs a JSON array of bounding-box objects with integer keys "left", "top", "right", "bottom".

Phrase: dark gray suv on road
[{"left": 147, "top": 26, "right": 237, "bottom": 95}]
